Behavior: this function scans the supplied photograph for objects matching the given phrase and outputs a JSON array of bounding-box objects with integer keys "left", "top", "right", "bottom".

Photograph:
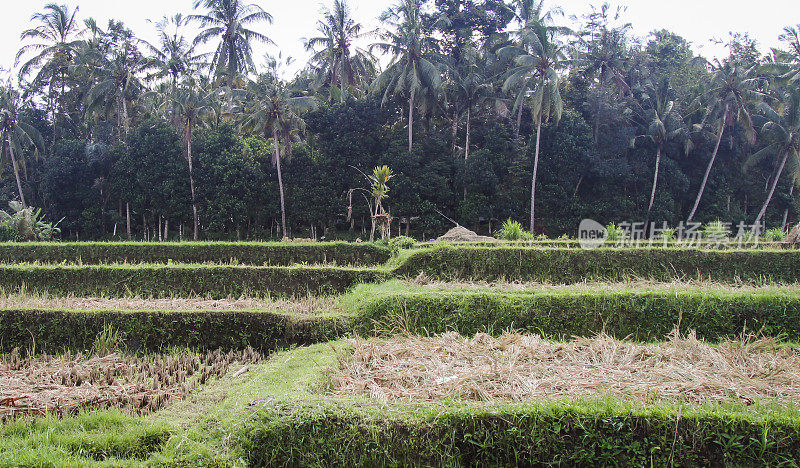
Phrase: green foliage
[
  {"left": 495, "top": 219, "right": 534, "bottom": 241},
  {"left": 388, "top": 236, "right": 415, "bottom": 250},
  {"left": 702, "top": 220, "right": 731, "bottom": 240},
  {"left": 605, "top": 223, "right": 624, "bottom": 242},
  {"left": 764, "top": 228, "right": 785, "bottom": 242},
  {"left": 92, "top": 324, "right": 122, "bottom": 356},
  {"left": 0, "top": 202, "right": 61, "bottom": 241}
]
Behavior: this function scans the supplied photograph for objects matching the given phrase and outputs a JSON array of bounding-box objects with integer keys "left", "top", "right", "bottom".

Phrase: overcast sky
[{"left": 0, "top": 0, "right": 797, "bottom": 81}]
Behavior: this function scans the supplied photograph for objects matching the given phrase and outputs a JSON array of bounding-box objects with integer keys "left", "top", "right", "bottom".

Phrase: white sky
[{"left": 0, "top": 0, "right": 798, "bottom": 81}]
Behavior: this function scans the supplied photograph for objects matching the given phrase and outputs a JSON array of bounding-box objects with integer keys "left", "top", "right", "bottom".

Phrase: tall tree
[
  {"left": 502, "top": 20, "right": 566, "bottom": 231},
  {"left": 746, "top": 87, "right": 800, "bottom": 232},
  {"left": 240, "top": 64, "right": 318, "bottom": 236},
  {"left": 686, "top": 61, "right": 760, "bottom": 222},
  {"left": 371, "top": 0, "right": 442, "bottom": 152},
  {"left": 168, "top": 86, "right": 216, "bottom": 240},
  {"left": 631, "top": 78, "right": 690, "bottom": 215},
  {"left": 305, "top": 0, "right": 375, "bottom": 103},
  {"left": 0, "top": 85, "right": 45, "bottom": 207},
  {"left": 190, "top": 0, "right": 273, "bottom": 83},
  {"left": 15, "top": 3, "right": 81, "bottom": 143},
  {"left": 85, "top": 21, "right": 149, "bottom": 142}
]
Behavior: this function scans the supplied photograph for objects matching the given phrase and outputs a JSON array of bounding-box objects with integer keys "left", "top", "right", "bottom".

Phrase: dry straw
[{"left": 328, "top": 330, "right": 800, "bottom": 404}]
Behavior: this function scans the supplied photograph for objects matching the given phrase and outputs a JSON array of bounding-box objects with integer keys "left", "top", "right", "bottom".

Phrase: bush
[
  {"left": 388, "top": 236, "right": 415, "bottom": 251},
  {"left": 0, "top": 202, "right": 61, "bottom": 241},
  {"left": 702, "top": 220, "right": 730, "bottom": 240},
  {"left": 495, "top": 219, "right": 534, "bottom": 241},
  {"left": 0, "top": 265, "right": 386, "bottom": 298},
  {"left": 605, "top": 223, "right": 624, "bottom": 242},
  {"left": 0, "top": 241, "right": 391, "bottom": 266},
  {"left": 394, "top": 246, "right": 800, "bottom": 283},
  {"left": 764, "top": 228, "right": 785, "bottom": 242},
  {"left": 350, "top": 284, "right": 800, "bottom": 341}
]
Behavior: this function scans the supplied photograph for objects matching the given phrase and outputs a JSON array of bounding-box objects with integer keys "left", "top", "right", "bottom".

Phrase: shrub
[
  {"left": 495, "top": 219, "right": 534, "bottom": 241},
  {"left": 0, "top": 202, "right": 61, "bottom": 241},
  {"left": 764, "top": 228, "right": 785, "bottom": 242},
  {"left": 388, "top": 236, "right": 415, "bottom": 251},
  {"left": 702, "top": 220, "right": 730, "bottom": 240},
  {"left": 605, "top": 223, "right": 624, "bottom": 242}
]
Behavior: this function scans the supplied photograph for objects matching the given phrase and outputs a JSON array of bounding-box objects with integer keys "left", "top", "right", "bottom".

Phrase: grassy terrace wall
[
  {"left": 394, "top": 246, "right": 800, "bottom": 283},
  {"left": 0, "top": 309, "right": 345, "bottom": 353},
  {"left": 241, "top": 401, "right": 800, "bottom": 467},
  {"left": 349, "top": 283, "right": 800, "bottom": 341},
  {"left": 0, "top": 265, "right": 386, "bottom": 298},
  {"left": 0, "top": 242, "right": 391, "bottom": 266}
]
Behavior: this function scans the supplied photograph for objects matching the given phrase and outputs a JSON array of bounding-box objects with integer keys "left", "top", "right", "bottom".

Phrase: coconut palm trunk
[
  {"left": 6, "top": 135, "right": 26, "bottom": 207},
  {"left": 185, "top": 127, "right": 200, "bottom": 241},
  {"left": 752, "top": 150, "right": 790, "bottom": 235},
  {"left": 529, "top": 118, "right": 542, "bottom": 233},
  {"left": 516, "top": 103, "right": 523, "bottom": 139},
  {"left": 648, "top": 145, "right": 662, "bottom": 214},
  {"left": 273, "top": 126, "right": 288, "bottom": 237},
  {"left": 464, "top": 105, "right": 471, "bottom": 160},
  {"left": 687, "top": 105, "right": 729, "bottom": 222},
  {"left": 408, "top": 90, "right": 415, "bottom": 152}
]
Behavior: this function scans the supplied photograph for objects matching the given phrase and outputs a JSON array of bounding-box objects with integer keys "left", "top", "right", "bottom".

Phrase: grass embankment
[
  {"left": 0, "top": 294, "right": 346, "bottom": 353},
  {"left": 392, "top": 245, "right": 800, "bottom": 283},
  {"left": 345, "top": 280, "right": 800, "bottom": 341},
  {"left": 0, "top": 264, "right": 386, "bottom": 298},
  {"left": 0, "top": 241, "right": 391, "bottom": 266}
]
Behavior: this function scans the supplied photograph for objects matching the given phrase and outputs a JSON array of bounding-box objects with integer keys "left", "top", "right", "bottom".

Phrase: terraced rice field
[{"left": 2, "top": 241, "right": 800, "bottom": 466}]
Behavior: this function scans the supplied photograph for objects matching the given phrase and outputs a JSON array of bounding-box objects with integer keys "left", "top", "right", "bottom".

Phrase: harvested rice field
[
  {"left": 0, "top": 347, "right": 261, "bottom": 421},
  {"left": 329, "top": 331, "right": 800, "bottom": 405}
]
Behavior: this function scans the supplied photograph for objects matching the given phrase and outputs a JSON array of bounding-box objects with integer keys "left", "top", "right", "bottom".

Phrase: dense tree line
[{"left": 1, "top": 0, "right": 799, "bottom": 240}]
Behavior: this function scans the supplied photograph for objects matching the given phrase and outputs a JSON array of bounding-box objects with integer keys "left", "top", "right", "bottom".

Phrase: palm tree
[
  {"left": 686, "top": 61, "right": 760, "bottom": 222},
  {"left": 305, "top": 0, "right": 375, "bottom": 103},
  {"left": 745, "top": 87, "right": 800, "bottom": 233},
  {"left": 189, "top": 0, "right": 273, "bottom": 83},
  {"left": 85, "top": 21, "right": 150, "bottom": 141},
  {"left": 143, "top": 14, "right": 208, "bottom": 92},
  {"left": 15, "top": 3, "right": 81, "bottom": 142},
  {"left": 631, "top": 79, "right": 690, "bottom": 214},
  {"left": 501, "top": 21, "right": 566, "bottom": 232},
  {"left": 449, "top": 48, "right": 493, "bottom": 160},
  {"left": 0, "top": 85, "right": 45, "bottom": 207},
  {"left": 240, "top": 65, "right": 318, "bottom": 236},
  {"left": 371, "top": 0, "right": 442, "bottom": 152},
  {"left": 577, "top": 7, "right": 631, "bottom": 143},
  {"left": 168, "top": 87, "right": 216, "bottom": 240}
]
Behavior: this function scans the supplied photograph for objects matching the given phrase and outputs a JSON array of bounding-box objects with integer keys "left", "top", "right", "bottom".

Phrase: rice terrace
[{"left": 2, "top": 0, "right": 800, "bottom": 466}]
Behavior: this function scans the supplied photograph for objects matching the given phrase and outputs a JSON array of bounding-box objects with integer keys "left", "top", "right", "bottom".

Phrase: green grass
[
  {"left": 0, "top": 410, "right": 171, "bottom": 467},
  {"left": 0, "top": 307, "right": 348, "bottom": 353},
  {"left": 0, "top": 241, "right": 392, "bottom": 266},
  {"left": 343, "top": 280, "right": 800, "bottom": 341},
  {"left": 392, "top": 245, "right": 800, "bottom": 283},
  {"left": 0, "top": 264, "right": 388, "bottom": 298}
]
